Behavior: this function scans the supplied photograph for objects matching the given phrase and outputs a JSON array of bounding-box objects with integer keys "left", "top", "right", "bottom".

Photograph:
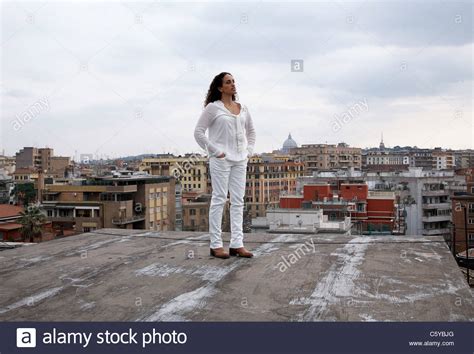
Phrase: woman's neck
[{"left": 220, "top": 95, "right": 233, "bottom": 105}]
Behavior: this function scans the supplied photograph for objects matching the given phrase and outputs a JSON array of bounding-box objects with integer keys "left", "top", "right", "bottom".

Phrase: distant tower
[
  {"left": 379, "top": 132, "right": 385, "bottom": 150},
  {"left": 281, "top": 133, "right": 298, "bottom": 153}
]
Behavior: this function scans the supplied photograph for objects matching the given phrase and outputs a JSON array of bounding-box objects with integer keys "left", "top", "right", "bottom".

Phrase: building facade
[
  {"left": 140, "top": 154, "right": 209, "bottom": 194},
  {"left": 290, "top": 143, "right": 362, "bottom": 175},
  {"left": 245, "top": 155, "right": 305, "bottom": 218},
  {"left": 41, "top": 174, "right": 175, "bottom": 233}
]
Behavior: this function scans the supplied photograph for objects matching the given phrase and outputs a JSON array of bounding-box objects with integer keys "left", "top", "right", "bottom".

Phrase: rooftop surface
[{"left": 0, "top": 229, "right": 473, "bottom": 321}]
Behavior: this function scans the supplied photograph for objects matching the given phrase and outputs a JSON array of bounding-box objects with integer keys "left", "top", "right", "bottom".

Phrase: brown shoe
[
  {"left": 229, "top": 247, "right": 253, "bottom": 258},
  {"left": 210, "top": 247, "right": 230, "bottom": 259}
]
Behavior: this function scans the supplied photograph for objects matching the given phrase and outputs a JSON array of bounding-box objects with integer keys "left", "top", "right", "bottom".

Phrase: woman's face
[{"left": 219, "top": 74, "right": 236, "bottom": 96}]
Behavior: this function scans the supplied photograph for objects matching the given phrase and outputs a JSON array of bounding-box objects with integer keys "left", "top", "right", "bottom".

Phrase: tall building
[
  {"left": 15, "top": 147, "right": 71, "bottom": 177},
  {"left": 432, "top": 148, "right": 455, "bottom": 170},
  {"left": 245, "top": 155, "right": 305, "bottom": 217},
  {"left": 409, "top": 148, "right": 434, "bottom": 169},
  {"left": 290, "top": 143, "right": 362, "bottom": 175},
  {"left": 41, "top": 173, "right": 175, "bottom": 233},
  {"left": 365, "top": 168, "right": 462, "bottom": 238},
  {"left": 453, "top": 149, "right": 474, "bottom": 169},
  {"left": 363, "top": 145, "right": 457, "bottom": 171},
  {"left": 451, "top": 170, "right": 474, "bottom": 254},
  {"left": 139, "top": 154, "right": 209, "bottom": 194},
  {"left": 296, "top": 167, "right": 465, "bottom": 238},
  {"left": 362, "top": 138, "right": 410, "bottom": 171},
  {"left": 451, "top": 192, "right": 474, "bottom": 254}
]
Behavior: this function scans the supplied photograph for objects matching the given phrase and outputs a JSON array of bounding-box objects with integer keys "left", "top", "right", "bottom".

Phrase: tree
[
  {"left": 18, "top": 205, "right": 46, "bottom": 242},
  {"left": 11, "top": 183, "right": 36, "bottom": 206}
]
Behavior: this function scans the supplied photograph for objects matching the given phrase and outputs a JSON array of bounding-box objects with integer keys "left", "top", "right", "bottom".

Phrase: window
[
  {"left": 190, "top": 209, "right": 196, "bottom": 215},
  {"left": 469, "top": 218, "right": 474, "bottom": 225}
]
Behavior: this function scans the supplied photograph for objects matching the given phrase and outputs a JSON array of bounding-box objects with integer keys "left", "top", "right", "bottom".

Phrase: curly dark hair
[{"left": 204, "top": 72, "right": 238, "bottom": 107}]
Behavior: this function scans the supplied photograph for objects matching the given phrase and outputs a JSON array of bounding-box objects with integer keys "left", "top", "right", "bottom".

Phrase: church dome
[{"left": 282, "top": 133, "right": 298, "bottom": 153}]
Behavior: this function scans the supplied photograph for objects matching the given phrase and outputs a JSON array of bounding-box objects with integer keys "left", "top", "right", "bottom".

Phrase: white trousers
[{"left": 209, "top": 156, "right": 248, "bottom": 249}]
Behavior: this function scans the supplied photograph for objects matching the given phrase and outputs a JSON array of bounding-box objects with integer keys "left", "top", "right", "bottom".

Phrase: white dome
[{"left": 282, "top": 133, "right": 298, "bottom": 153}]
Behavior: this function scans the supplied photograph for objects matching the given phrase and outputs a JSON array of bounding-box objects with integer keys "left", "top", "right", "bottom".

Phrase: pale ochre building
[{"left": 139, "top": 154, "right": 209, "bottom": 194}]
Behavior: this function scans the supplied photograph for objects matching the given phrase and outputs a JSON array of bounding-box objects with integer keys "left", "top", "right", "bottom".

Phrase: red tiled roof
[
  {"left": 0, "top": 222, "right": 22, "bottom": 231},
  {"left": 0, "top": 205, "right": 24, "bottom": 218}
]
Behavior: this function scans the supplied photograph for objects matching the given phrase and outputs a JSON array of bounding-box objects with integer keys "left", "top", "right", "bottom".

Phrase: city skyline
[{"left": 1, "top": 1, "right": 473, "bottom": 159}]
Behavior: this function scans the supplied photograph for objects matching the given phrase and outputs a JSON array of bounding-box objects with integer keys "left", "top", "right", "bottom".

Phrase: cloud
[{"left": 1, "top": 0, "right": 472, "bottom": 159}]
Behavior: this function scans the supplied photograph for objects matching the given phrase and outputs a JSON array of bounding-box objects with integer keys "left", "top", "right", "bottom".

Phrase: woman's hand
[{"left": 216, "top": 152, "right": 226, "bottom": 158}]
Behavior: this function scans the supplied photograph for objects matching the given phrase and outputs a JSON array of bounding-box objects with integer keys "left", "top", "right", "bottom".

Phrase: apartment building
[
  {"left": 0, "top": 170, "right": 14, "bottom": 204},
  {"left": 363, "top": 145, "right": 458, "bottom": 171},
  {"left": 15, "top": 147, "right": 71, "bottom": 177},
  {"left": 432, "top": 148, "right": 455, "bottom": 170},
  {"left": 0, "top": 155, "right": 16, "bottom": 176},
  {"left": 245, "top": 155, "right": 305, "bottom": 218},
  {"left": 139, "top": 154, "right": 209, "bottom": 194},
  {"left": 453, "top": 149, "right": 474, "bottom": 169},
  {"left": 296, "top": 167, "right": 464, "bottom": 237},
  {"left": 279, "top": 182, "right": 396, "bottom": 234},
  {"left": 41, "top": 173, "right": 175, "bottom": 233},
  {"left": 181, "top": 193, "right": 211, "bottom": 232},
  {"left": 290, "top": 142, "right": 362, "bottom": 175},
  {"left": 362, "top": 149, "right": 410, "bottom": 172},
  {"left": 365, "top": 168, "right": 463, "bottom": 238},
  {"left": 451, "top": 173, "right": 474, "bottom": 253}
]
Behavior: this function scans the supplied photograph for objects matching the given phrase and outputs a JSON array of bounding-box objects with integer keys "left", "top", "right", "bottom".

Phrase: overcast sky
[{"left": 1, "top": 0, "right": 472, "bottom": 160}]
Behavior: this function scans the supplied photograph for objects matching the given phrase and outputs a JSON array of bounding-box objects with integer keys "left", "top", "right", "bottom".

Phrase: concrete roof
[{"left": 0, "top": 229, "right": 473, "bottom": 321}]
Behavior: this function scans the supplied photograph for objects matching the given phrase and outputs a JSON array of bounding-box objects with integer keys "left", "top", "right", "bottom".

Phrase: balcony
[
  {"left": 422, "top": 203, "right": 451, "bottom": 209},
  {"left": 104, "top": 185, "right": 137, "bottom": 193},
  {"left": 49, "top": 216, "right": 75, "bottom": 222},
  {"left": 422, "top": 215, "right": 451, "bottom": 222},
  {"left": 111, "top": 214, "right": 145, "bottom": 225},
  {"left": 422, "top": 228, "right": 451, "bottom": 235},
  {"left": 368, "top": 191, "right": 395, "bottom": 199},
  {"left": 421, "top": 189, "right": 448, "bottom": 196}
]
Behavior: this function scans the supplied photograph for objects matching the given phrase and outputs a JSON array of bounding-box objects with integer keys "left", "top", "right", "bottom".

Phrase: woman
[{"left": 194, "top": 72, "right": 256, "bottom": 259}]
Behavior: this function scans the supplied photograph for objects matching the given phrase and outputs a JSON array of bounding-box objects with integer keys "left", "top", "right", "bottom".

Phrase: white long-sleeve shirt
[{"left": 194, "top": 100, "right": 256, "bottom": 162}]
